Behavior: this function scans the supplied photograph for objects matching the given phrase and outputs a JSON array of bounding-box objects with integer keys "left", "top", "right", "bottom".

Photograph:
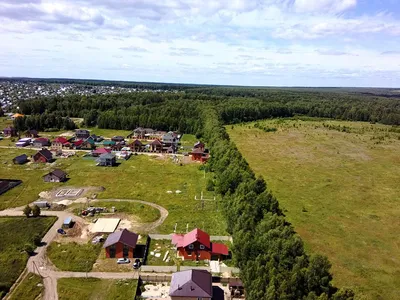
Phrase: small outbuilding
[
  {"left": 103, "top": 229, "right": 138, "bottom": 258},
  {"left": 63, "top": 217, "right": 73, "bottom": 229},
  {"left": 43, "top": 169, "right": 68, "bottom": 182},
  {"left": 13, "top": 154, "right": 29, "bottom": 165},
  {"left": 25, "top": 129, "right": 39, "bottom": 138}
]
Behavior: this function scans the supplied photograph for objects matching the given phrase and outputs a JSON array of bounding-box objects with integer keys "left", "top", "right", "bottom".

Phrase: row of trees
[
  {"left": 13, "top": 113, "right": 76, "bottom": 132},
  {"left": 200, "top": 108, "right": 354, "bottom": 299}
]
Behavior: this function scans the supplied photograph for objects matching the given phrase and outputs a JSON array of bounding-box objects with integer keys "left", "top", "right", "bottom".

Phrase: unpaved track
[{"left": 0, "top": 198, "right": 168, "bottom": 300}]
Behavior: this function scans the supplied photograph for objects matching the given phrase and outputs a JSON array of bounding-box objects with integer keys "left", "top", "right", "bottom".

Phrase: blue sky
[{"left": 0, "top": 0, "right": 400, "bottom": 87}]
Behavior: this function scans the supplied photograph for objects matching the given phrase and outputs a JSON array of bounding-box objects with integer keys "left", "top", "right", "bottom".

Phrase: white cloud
[{"left": 294, "top": 0, "right": 357, "bottom": 13}]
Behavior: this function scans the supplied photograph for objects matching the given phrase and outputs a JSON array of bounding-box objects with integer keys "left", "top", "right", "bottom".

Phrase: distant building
[
  {"left": 3, "top": 126, "right": 17, "bottom": 137},
  {"left": 103, "top": 229, "right": 138, "bottom": 258},
  {"left": 169, "top": 270, "right": 213, "bottom": 300},
  {"left": 128, "top": 127, "right": 155, "bottom": 139},
  {"left": 111, "top": 136, "right": 125, "bottom": 143},
  {"left": 92, "top": 147, "right": 111, "bottom": 157},
  {"left": 32, "top": 149, "right": 53, "bottom": 163},
  {"left": 43, "top": 169, "right": 68, "bottom": 182},
  {"left": 75, "top": 129, "right": 90, "bottom": 139},
  {"left": 11, "top": 113, "right": 24, "bottom": 120},
  {"left": 25, "top": 129, "right": 39, "bottom": 138},
  {"left": 33, "top": 137, "right": 50, "bottom": 148},
  {"left": 13, "top": 154, "right": 29, "bottom": 165},
  {"left": 96, "top": 153, "right": 117, "bottom": 167},
  {"left": 51, "top": 137, "right": 71, "bottom": 151},
  {"left": 128, "top": 139, "right": 144, "bottom": 152},
  {"left": 150, "top": 139, "right": 163, "bottom": 152},
  {"left": 191, "top": 148, "right": 209, "bottom": 163}
]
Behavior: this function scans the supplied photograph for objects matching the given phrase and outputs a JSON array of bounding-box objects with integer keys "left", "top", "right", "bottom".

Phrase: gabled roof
[
  {"left": 130, "top": 139, "right": 143, "bottom": 146},
  {"left": 53, "top": 137, "right": 69, "bottom": 144},
  {"left": 34, "top": 137, "right": 49, "bottom": 142},
  {"left": 191, "top": 148, "right": 204, "bottom": 154},
  {"left": 74, "top": 140, "right": 84, "bottom": 147},
  {"left": 169, "top": 270, "right": 212, "bottom": 298},
  {"left": 194, "top": 141, "right": 205, "bottom": 148},
  {"left": 211, "top": 243, "right": 229, "bottom": 256},
  {"left": 172, "top": 228, "right": 211, "bottom": 249},
  {"left": 103, "top": 229, "right": 138, "bottom": 248},
  {"left": 12, "top": 113, "right": 24, "bottom": 118},
  {"left": 36, "top": 149, "right": 53, "bottom": 160},
  {"left": 47, "top": 169, "right": 67, "bottom": 179},
  {"left": 93, "top": 148, "right": 111, "bottom": 154},
  {"left": 98, "top": 153, "right": 116, "bottom": 159},
  {"left": 75, "top": 129, "right": 90, "bottom": 134},
  {"left": 150, "top": 139, "right": 163, "bottom": 146},
  {"left": 4, "top": 126, "right": 16, "bottom": 131}
]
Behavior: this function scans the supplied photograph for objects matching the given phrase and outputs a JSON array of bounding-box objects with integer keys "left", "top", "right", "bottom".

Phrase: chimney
[
  {"left": 190, "top": 286, "right": 195, "bottom": 291},
  {"left": 177, "top": 285, "right": 182, "bottom": 290}
]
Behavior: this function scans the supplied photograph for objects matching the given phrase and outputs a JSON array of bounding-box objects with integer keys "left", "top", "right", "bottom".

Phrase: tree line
[{"left": 12, "top": 114, "right": 76, "bottom": 132}]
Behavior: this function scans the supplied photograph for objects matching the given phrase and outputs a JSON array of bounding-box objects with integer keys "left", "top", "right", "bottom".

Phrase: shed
[
  {"left": 13, "top": 154, "right": 29, "bottom": 165},
  {"left": 63, "top": 217, "right": 73, "bottom": 228}
]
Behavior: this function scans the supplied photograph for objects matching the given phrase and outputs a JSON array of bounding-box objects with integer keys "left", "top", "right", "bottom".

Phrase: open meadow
[
  {"left": 0, "top": 217, "right": 56, "bottom": 297},
  {"left": 57, "top": 278, "right": 138, "bottom": 300},
  {"left": 227, "top": 118, "right": 400, "bottom": 300}
]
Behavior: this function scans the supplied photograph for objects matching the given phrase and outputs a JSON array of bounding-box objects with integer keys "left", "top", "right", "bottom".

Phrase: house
[
  {"left": 129, "top": 139, "right": 144, "bottom": 152},
  {"left": 3, "top": 126, "right": 17, "bottom": 137},
  {"left": 92, "top": 147, "right": 111, "bottom": 157},
  {"left": 81, "top": 139, "right": 96, "bottom": 150},
  {"left": 33, "top": 137, "right": 50, "bottom": 148},
  {"left": 169, "top": 270, "right": 212, "bottom": 300},
  {"left": 194, "top": 141, "right": 205, "bottom": 151},
  {"left": 172, "top": 228, "right": 229, "bottom": 261},
  {"left": 103, "top": 140, "right": 116, "bottom": 147},
  {"left": 111, "top": 136, "right": 125, "bottom": 143},
  {"left": 162, "top": 131, "right": 179, "bottom": 146},
  {"left": 11, "top": 113, "right": 24, "bottom": 120},
  {"left": 32, "top": 149, "right": 53, "bottom": 163},
  {"left": 89, "top": 134, "right": 103, "bottom": 143},
  {"left": 128, "top": 127, "right": 156, "bottom": 139},
  {"left": 73, "top": 139, "right": 84, "bottom": 149},
  {"left": 43, "top": 169, "right": 67, "bottom": 182},
  {"left": 96, "top": 153, "right": 117, "bottom": 166},
  {"left": 191, "top": 148, "right": 209, "bottom": 163},
  {"left": 25, "top": 129, "right": 39, "bottom": 138},
  {"left": 16, "top": 138, "right": 31, "bottom": 147},
  {"left": 13, "top": 154, "right": 29, "bottom": 165},
  {"left": 103, "top": 229, "right": 138, "bottom": 258},
  {"left": 75, "top": 129, "right": 90, "bottom": 139},
  {"left": 51, "top": 137, "right": 71, "bottom": 151},
  {"left": 150, "top": 139, "right": 163, "bottom": 152}
]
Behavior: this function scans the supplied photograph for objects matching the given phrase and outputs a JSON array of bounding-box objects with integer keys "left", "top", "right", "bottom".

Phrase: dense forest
[{"left": 14, "top": 85, "right": 400, "bottom": 299}]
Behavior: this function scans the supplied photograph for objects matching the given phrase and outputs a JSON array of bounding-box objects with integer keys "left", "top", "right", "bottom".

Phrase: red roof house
[
  {"left": 103, "top": 229, "right": 138, "bottom": 258},
  {"left": 172, "top": 228, "right": 228, "bottom": 261},
  {"left": 190, "top": 148, "right": 209, "bottom": 163},
  {"left": 51, "top": 137, "right": 71, "bottom": 151},
  {"left": 92, "top": 147, "right": 111, "bottom": 157}
]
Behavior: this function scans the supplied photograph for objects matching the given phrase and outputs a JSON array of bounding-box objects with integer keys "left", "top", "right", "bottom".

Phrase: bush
[
  {"left": 206, "top": 179, "right": 215, "bottom": 191},
  {"left": 23, "top": 205, "right": 32, "bottom": 218},
  {"left": 31, "top": 205, "right": 41, "bottom": 218},
  {"left": 33, "top": 234, "right": 42, "bottom": 246},
  {"left": 24, "top": 244, "right": 34, "bottom": 255}
]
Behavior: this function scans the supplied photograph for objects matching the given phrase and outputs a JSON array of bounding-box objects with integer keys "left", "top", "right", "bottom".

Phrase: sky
[{"left": 1, "top": 0, "right": 400, "bottom": 87}]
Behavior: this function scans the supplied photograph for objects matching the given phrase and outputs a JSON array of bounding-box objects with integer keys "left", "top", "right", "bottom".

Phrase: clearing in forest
[{"left": 227, "top": 118, "right": 400, "bottom": 300}]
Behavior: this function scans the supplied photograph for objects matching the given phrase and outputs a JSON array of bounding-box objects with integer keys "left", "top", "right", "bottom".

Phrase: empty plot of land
[
  {"left": 228, "top": 119, "right": 400, "bottom": 300},
  {"left": 90, "top": 218, "right": 121, "bottom": 233}
]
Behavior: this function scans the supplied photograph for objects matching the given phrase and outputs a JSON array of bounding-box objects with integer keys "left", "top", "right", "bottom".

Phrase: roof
[
  {"left": 63, "top": 217, "right": 72, "bottom": 224},
  {"left": 131, "top": 139, "right": 143, "bottom": 146},
  {"left": 74, "top": 140, "right": 84, "bottom": 146},
  {"left": 48, "top": 169, "right": 67, "bottom": 179},
  {"left": 103, "top": 140, "right": 116, "bottom": 145},
  {"left": 12, "top": 113, "right": 24, "bottom": 118},
  {"left": 90, "top": 218, "right": 120, "bottom": 233},
  {"left": 14, "top": 154, "right": 28, "bottom": 163},
  {"left": 27, "top": 129, "right": 38, "bottom": 134},
  {"left": 53, "top": 137, "right": 69, "bottom": 144},
  {"left": 191, "top": 148, "right": 205, "bottom": 154},
  {"left": 37, "top": 149, "right": 53, "bottom": 160},
  {"left": 172, "top": 228, "right": 211, "bottom": 249},
  {"left": 34, "top": 137, "right": 49, "bottom": 142},
  {"left": 211, "top": 243, "right": 229, "bottom": 256},
  {"left": 150, "top": 139, "right": 163, "bottom": 145},
  {"left": 76, "top": 129, "right": 89, "bottom": 133},
  {"left": 4, "top": 126, "right": 16, "bottom": 131},
  {"left": 169, "top": 270, "right": 212, "bottom": 298},
  {"left": 194, "top": 141, "right": 205, "bottom": 148},
  {"left": 103, "top": 229, "right": 138, "bottom": 248},
  {"left": 93, "top": 148, "right": 111, "bottom": 154},
  {"left": 98, "top": 153, "right": 116, "bottom": 159}
]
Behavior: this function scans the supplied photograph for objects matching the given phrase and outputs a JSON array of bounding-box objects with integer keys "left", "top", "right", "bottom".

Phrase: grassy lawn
[
  {"left": 0, "top": 217, "right": 56, "bottom": 297},
  {"left": 86, "top": 127, "right": 132, "bottom": 139},
  {"left": 147, "top": 239, "right": 175, "bottom": 266},
  {"left": 227, "top": 118, "right": 400, "bottom": 300},
  {"left": 180, "top": 133, "right": 197, "bottom": 146},
  {"left": 8, "top": 273, "right": 43, "bottom": 300},
  {"left": 58, "top": 278, "right": 138, "bottom": 300},
  {"left": 0, "top": 146, "right": 226, "bottom": 234},
  {"left": 93, "top": 201, "right": 160, "bottom": 223},
  {"left": 47, "top": 242, "right": 102, "bottom": 272}
]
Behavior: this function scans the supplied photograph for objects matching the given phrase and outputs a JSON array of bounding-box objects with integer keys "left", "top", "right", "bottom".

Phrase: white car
[{"left": 117, "top": 258, "right": 130, "bottom": 264}]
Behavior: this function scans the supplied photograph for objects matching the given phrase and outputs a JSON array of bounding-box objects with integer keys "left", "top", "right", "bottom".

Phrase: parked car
[
  {"left": 117, "top": 258, "right": 130, "bottom": 264},
  {"left": 57, "top": 228, "right": 66, "bottom": 235},
  {"left": 133, "top": 258, "right": 142, "bottom": 269}
]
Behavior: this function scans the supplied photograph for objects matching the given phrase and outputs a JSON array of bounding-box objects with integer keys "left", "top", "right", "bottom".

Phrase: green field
[
  {"left": 8, "top": 273, "right": 43, "bottom": 300},
  {"left": 58, "top": 278, "right": 138, "bottom": 300},
  {"left": 0, "top": 145, "right": 225, "bottom": 234},
  {"left": 47, "top": 242, "right": 102, "bottom": 272},
  {"left": 0, "top": 217, "right": 56, "bottom": 297},
  {"left": 92, "top": 201, "right": 160, "bottom": 223},
  {"left": 227, "top": 119, "right": 400, "bottom": 300}
]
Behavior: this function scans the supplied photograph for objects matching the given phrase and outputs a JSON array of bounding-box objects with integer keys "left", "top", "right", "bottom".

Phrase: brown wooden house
[
  {"left": 103, "top": 229, "right": 138, "bottom": 258},
  {"left": 43, "top": 169, "right": 67, "bottom": 182},
  {"left": 32, "top": 149, "right": 53, "bottom": 163},
  {"left": 129, "top": 139, "right": 144, "bottom": 152},
  {"left": 150, "top": 139, "right": 163, "bottom": 152}
]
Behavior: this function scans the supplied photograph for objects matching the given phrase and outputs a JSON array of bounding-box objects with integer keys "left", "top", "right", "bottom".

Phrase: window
[
  {"left": 199, "top": 244, "right": 205, "bottom": 250},
  {"left": 187, "top": 250, "right": 192, "bottom": 256},
  {"left": 188, "top": 244, "right": 194, "bottom": 249}
]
